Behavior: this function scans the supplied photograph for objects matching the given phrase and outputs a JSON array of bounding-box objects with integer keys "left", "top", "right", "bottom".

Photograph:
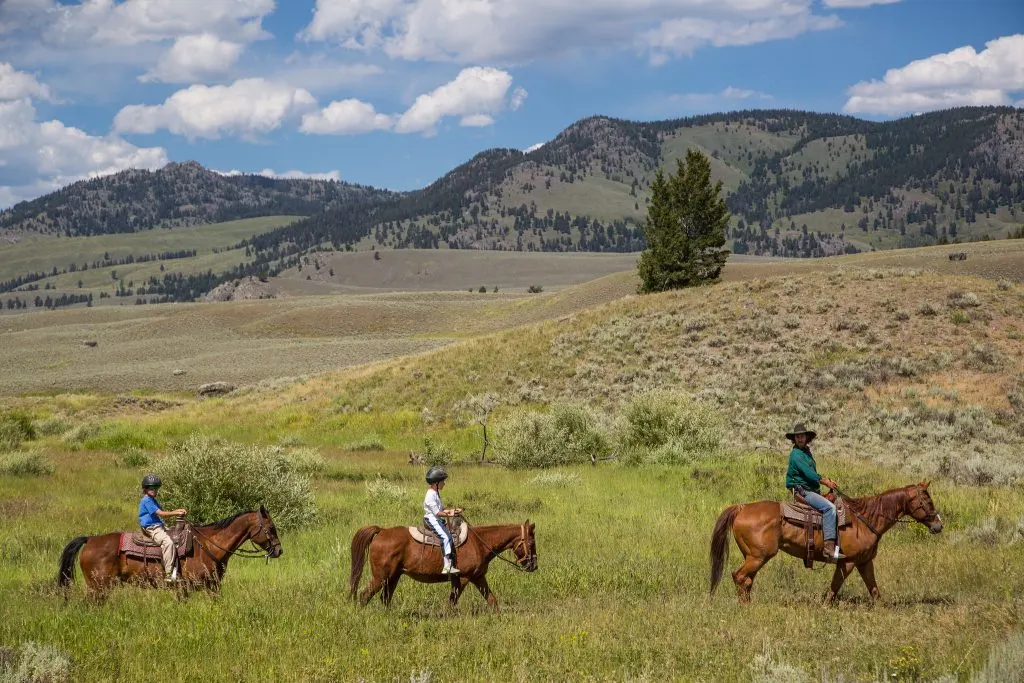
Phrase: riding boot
[
  {"left": 822, "top": 540, "right": 845, "bottom": 562},
  {"left": 442, "top": 555, "right": 460, "bottom": 575}
]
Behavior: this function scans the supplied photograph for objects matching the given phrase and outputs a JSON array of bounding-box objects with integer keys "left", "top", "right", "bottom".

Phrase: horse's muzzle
[{"left": 929, "top": 520, "right": 944, "bottom": 534}]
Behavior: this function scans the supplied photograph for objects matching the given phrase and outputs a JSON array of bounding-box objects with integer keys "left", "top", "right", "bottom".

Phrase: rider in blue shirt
[{"left": 138, "top": 474, "right": 187, "bottom": 582}]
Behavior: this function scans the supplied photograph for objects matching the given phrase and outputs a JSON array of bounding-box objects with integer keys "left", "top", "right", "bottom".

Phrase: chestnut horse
[
  {"left": 710, "top": 482, "right": 943, "bottom": 604},
  {"left": 350, "top": 520, "right": 537, "bottom": 612},
  {"left": 57, "top": 506, "right": 283, "bottom": 598}
]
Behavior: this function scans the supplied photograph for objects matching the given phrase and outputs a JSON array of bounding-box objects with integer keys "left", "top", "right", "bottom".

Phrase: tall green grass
[{"left": 3, "top": 440, "right": 1023, "bottom": 682}]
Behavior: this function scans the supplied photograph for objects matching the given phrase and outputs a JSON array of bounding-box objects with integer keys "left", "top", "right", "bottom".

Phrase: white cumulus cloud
[
  {"left": 844, "top": 34, "right": 1024, "bottom": 115},
  {"left": 0, "top": 98, "right": 168, "bottom": 208},
  {"left": 394, "top": 66, "right": 521, "bottom": 135},
  {"left": 299, "top": 66, "right": 524, "bottom": 137},
  {"left": 301, "top": 0, "right": 851, "bottom": 64},
  {"left": 0, "top": 62, "right": 53, "bottom": 101},
  {"left": 300, "top": 99, "right": 394, "bottom": 135},
  {"left": 114, "top": 78, "right": 317, "bottom": 141},
  {"left": 41, "top": 0, "right": 275, "bottom": 47},
  {"left": 140, "top": 34, "right": 244, "bottom": 84}
]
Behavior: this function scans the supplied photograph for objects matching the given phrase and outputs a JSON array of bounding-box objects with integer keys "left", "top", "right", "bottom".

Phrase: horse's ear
[
  {"left": 923, "top": 480, "right": 930, "bottom": 489},
  {"left": 259, "top": 504, "right": 267, "bottom": 515}
]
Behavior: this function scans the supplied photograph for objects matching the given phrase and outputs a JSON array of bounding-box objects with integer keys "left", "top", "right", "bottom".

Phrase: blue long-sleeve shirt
[{"left": 785, "top": 446, "right": 822, "bottom": 493}]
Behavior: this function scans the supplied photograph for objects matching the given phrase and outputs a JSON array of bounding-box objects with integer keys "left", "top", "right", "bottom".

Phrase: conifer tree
[{"left": 637, "top": 149, "right": 730, "bottom": 292}]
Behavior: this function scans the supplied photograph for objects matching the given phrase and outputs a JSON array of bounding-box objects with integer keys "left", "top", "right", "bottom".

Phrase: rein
[
  {"left": 460, "top": 514, "right": 533, "bottom": 573},
  {"left": 831, "top": 485, "right": 927, "bottom": 537},
  {"left": 186, "top": 513, "right": 275, "bottom": 562}
]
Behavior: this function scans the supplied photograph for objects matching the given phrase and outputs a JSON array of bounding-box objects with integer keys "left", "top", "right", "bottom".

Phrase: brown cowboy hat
[{"left": 785, "top": 422, "right": 817, "bottom": 442}]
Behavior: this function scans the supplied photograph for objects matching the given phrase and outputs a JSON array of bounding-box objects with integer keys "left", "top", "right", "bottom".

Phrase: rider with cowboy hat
[
  {"left": 138, "top": 474, "right": 187, "bottom": 582},
  {"left": 423, "top": 466, "right": 462, "bottom": 575},
  {"left": 785, "top": 423, "right": 845, "bottom": 562}
]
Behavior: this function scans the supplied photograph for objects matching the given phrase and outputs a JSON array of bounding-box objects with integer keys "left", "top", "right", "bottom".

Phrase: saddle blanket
[
  {"left": 408, "top": 521, "right": 469, "bottom": 548},
  {"left": 119, "top": 527, "right": 193, "bottom": 560},
  {"left": 781, "top": 499, "right": 851, "bottom": 528}
]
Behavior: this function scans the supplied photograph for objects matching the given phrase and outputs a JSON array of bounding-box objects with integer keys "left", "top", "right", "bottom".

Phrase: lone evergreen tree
[{"left": 637, "top": 149, "right": 730, "bottom": 293}]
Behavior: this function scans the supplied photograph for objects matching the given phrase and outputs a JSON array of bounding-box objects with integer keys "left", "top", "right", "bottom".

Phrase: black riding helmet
[
  {"left": 425, "top": 466, "right": 448, "bottom": 484},
  {"left": 141, "top": 473, "right": 162, "bottom": 490}
]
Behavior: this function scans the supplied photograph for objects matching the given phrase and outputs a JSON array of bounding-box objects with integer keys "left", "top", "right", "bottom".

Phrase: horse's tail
[
  {"left": 349, "top": 525, "right": 382, "bottom": 599},
  {"left": 57, "top": 536, "right": 88, "bottom": 588},
  {"left": 710, "top": 505, "right": 741, "bottom": 595}
]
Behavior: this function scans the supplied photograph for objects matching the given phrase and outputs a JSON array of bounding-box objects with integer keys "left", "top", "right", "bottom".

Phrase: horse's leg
[
  {"left": 470, "top": 576, "right": 499, "bottom": 613},
  {"left": 856, "top": 561, "right": 881, "bottom": 603},
  {"left": 381, "top": 572, "right": 402, "bottom": 607},
  {"left": 446, "top": 576, "right": 470, "bottom": 611},
  {"left": 731, "top": 553, "right": 771, "bottom": 604},
  {"left": 823, "top": 561, "right": 855, "bottom": 604},
  {"left": 359, "top": 552, "right": 396, "bottom": 607}
]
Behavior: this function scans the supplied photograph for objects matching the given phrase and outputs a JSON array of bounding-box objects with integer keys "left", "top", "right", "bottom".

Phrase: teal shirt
[{"left": 785, "top": 446, "right": 821, "bottom": 492}]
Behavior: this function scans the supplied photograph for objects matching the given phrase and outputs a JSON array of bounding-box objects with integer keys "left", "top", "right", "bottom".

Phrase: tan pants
[{"left": 142, "top": 524, "right": 175, "bottom": 576}]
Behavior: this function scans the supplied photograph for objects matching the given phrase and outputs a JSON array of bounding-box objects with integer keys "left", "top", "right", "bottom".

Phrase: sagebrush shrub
[
  {"left": 156, "top": 433, "right": 316, "bottom": 530},
  {"left": 0, "top": 641, "right": 72, "bottom": 683},
  {"left": 32, "top": 415, "right": 72, "bottom": 437},
  {"left": 0, "top": 412, "right": 36, "bottom": 452},
  {"left": 493, "top": 403, "right": 612, "bottom": 469},
  {"left": 0, "top": 452, "right": 55, "bottom": 477},
  {"left": 364, "top": 475, "right": 408, "bottom": 502},
  {"left": 617, "top": 391, "right": 722, "bottom": 465}
]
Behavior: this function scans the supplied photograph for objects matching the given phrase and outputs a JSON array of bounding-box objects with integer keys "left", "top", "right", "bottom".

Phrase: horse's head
[
  {"left": 512, "top": 520, "right": 537, "bottom": 572},
  {"left": 907, "top": 482, "right": 943, "bottom": 534},
  {"left": 252, "top": 505, "right": 284, "bottom": 558}
]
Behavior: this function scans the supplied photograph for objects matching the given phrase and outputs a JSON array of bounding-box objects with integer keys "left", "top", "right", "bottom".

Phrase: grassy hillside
[
  {"left": 1, "top": 244, "right": 1023, "bottom": 681},
  {"left": 0, "top": 216, "right": 301, "bottom": 311}
]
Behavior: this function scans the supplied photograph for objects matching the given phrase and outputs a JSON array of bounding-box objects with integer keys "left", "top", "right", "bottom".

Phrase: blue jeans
[
  {"left": 424, "top": 515, "right": 454, "bottom": 558},
  {"left": 800, "top": 489, "right": 838, "bottom": 541}
]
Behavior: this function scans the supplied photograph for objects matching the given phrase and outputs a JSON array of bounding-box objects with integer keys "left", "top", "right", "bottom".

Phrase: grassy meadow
[{"left": 1, "top": 242, "right": 1023, "bottom": 681}]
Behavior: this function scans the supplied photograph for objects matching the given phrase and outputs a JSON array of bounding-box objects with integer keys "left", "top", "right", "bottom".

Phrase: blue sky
[{"left": 0, "top": 0, "right": 1021, "bottom": 207}]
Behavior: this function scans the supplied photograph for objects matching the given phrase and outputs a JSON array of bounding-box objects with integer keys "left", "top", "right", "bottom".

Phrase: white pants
[{"left": 424, "top": 515, "right": 454, "bottom": 558}]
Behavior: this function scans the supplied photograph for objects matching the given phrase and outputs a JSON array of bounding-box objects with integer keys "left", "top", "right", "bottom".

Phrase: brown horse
[
  {"left": 350, "top": 520, "right": 537, "bottom": 612},
  {"left": 710, "top": 482, "right": 943, "bottom": 604},
  {"left": 57, "top": 506, "right": 283, "bottom": 598}
]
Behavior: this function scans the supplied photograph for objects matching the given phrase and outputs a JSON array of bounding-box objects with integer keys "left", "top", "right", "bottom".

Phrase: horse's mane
[
  {"left": 202, "top": 510, "right": 255, "bottom": 529},
  {"left": 847, "top": 487, "right": 909, "bottom": 517}
]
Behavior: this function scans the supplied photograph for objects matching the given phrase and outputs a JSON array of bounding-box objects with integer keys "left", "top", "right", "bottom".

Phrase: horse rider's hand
[
  {"left": 821, "top": 478, "right": 837, "bottom": 490},
  {"left": 174, "top": 508, "right": 187, "bottom": 516}
]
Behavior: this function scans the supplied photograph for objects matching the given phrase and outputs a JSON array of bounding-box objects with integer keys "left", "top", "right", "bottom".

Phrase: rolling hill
[{"left": 1, "top": 107, "right": 1022, "bottom": 308}]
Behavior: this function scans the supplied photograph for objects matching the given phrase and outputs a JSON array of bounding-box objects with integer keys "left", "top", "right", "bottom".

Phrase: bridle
[
  {"left": 189, "top": 510, "right": 280, "bottom": 562},
  {"left": 462, "top": 515, "right": 535, "bottom": 572},
  {"left": 833, "top": 485, "right": 941, "bottom": 537}
]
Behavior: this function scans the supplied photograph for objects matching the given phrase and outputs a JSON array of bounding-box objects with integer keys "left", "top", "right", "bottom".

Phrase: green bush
[
  {"left": 617, "top": 391, "right": 722, "bottom": 463},
  {"left": 0, "top": 641, "right": 72, "bottom": 683},
  {"left": 61, "top": 423, "right": 102, "bottom": 451},
  {"left": 284, "top": 447, "right": 326, "bottom": 476},
  {"left": 422, "top": 436, "right": 454, "bottom": 466},
  {"left": 0, "top": 452, "right": 55, "bottom": 477},
  {"left": 32, "top": 415, "right": 72, "bottom": 438},
  {"left": 156, "top": 433, "right": 316, "bottom": 530},
  {"left": 493, "top": 403, "right": 612, "bottom": 469},
  {"left": 113, "top": 448, "right": 150, "bottom": 469},
  {"left": 0, "top": 412, "right": 36, "bottom": 452}
]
